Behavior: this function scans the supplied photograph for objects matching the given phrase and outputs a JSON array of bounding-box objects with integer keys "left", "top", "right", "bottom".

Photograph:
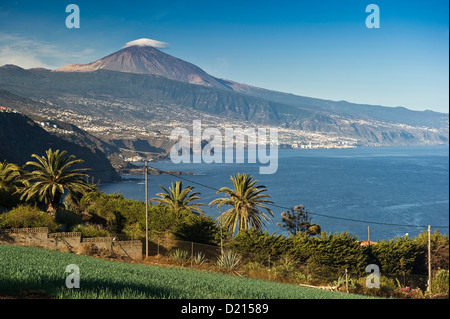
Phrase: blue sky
[{"left": 0, "top": 0, "right": 448, "bottom": 113}]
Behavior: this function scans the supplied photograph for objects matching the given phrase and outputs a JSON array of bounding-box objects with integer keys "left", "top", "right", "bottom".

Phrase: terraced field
[{"left": 0, "top": 244, "right": 374, "bottom": 299}]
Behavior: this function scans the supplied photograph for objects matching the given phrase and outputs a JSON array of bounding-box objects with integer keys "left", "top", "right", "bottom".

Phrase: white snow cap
[{"left": 123, "top": 38, "right": 169, "bottom": 49}]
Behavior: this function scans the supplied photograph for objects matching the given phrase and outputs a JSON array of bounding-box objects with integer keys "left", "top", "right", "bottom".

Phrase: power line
[
  {"left": 266, "top": 202, "right": 449, "bottom": 229},
  {"left": 147, "top": 164, "right": 449, "bottom": 229},
  {"left": 91, "top": 164, "right": 449, "bottom": 229}
]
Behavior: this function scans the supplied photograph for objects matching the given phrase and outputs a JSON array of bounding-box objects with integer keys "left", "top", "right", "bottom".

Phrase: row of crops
[{"left": 0, "top": 244, "right": 374, "bottom": 299}]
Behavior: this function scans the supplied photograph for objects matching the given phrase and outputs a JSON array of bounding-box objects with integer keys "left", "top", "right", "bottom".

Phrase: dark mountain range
[
  {"left": 0, "top": 65, "right": 337, "bottom": 129},
  {"left": 0, "top": 88, "right": 122, "bottom": 160},
  {"left": 0, "top": 111, "right": 121, "bottom": 183},
  {"left": 0, "top": 43, "right": 448, "bottom": 148},
  {"left": 54, "top": 44, "right": 448, "bottom": 131},
  {"left": 0, "top": 64, "right": 448, "bottom": 146},
  {"left": 218, "top": 79, "right": 448, "bottom": 129}
]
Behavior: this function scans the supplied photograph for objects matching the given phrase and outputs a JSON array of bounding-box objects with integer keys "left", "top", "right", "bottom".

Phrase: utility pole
[
  {"left": 427, "top": 225, "right": 432, "bottom": 294},
  {"left": 145, "top": 161, "right": 149, "bottom": 259}
]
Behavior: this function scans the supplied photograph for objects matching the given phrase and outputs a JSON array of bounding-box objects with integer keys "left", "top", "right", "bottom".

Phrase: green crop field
[{"left": 0, "top": 244, "right": 375, "bottom": 299}]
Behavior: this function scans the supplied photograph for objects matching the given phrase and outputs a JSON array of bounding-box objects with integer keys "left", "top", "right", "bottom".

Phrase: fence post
[
  {"left": 191, "top": 241, "right": 194, "bottom": 269},
  {"left": 345, "top": 268, "right": 349, "bottom": 293},
  {"left": 306, "top": 264, "right": 309, "bottom": 283}
]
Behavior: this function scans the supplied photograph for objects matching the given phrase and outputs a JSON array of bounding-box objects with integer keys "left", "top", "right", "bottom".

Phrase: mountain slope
[
  {"left": 53, "top": 44, "right": 448, "bottom": 132},
  {"left": 0, "top": 65, "right": 448, "bottom": 146},
  {"left": 56, "top": 46, "right": 229, "bottom": 90},
  {"left": 0, "top": 66, "right": 328, "bottom": 128},
  {"left": 0, "top": 111, "right": 121, "bottom": 183},
  {"left": 219, "top": 79, "right": 448, "bottom": 129}
]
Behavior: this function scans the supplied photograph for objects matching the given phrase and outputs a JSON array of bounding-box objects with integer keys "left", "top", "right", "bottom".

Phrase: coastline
[{"left": 118, "top": 166, "right": 194, "bottom": 176}]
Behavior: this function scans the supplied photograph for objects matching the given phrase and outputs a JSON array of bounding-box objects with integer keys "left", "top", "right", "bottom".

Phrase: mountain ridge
[
  {"left": 0, "top": 43, "right": 448, "bottom": 148},
  {"left": 0, "top": 111, "right": 121, "bottom": 183},
  {"left": 1, "top": 66, "right": 447, "bottom": 148},
  {"left": 53, "top": 45, "right": 448, "bottom": 122},
  {"left": 217, "top": 78, "right": 448, "bottom": 129}
]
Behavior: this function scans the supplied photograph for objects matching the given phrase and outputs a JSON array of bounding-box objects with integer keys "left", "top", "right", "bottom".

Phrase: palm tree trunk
[
  {"left": 47, "top": 202, "right": 57, "bottom": 217},
  {"left": 47, "top": 193, "right": 61, "bottom": 218}
]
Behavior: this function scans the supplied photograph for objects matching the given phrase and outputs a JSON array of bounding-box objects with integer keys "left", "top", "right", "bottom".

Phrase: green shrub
[
  {"left": 122, "top": 222, "right": 145, "bottom": 240},
  {"left": 192, "top": 252, "right": 208, "bottom": 266},
  {"left": 292, "top": 271, "right": 309, "bottom": 283},
  {"left": 272, "top": 256, "right": 297, "bottom": 279},
  {"left": 79, "top": 192, "right": 145, "bottom": 233},
  {"left": 332, "top": 274, "right": 359, "bottom": 291},
  {"left": 172, "top": 212, "right": 220, "bottom": 245},
  {"left": 356, "top": 275, "right": 399, "bottom": 297},
  {"left": 414, "top": 231, "right": 449, "bottom": 270},
  {"left": 228, "top": 229, "right": 290, "bottom": 263},
  {"left": 72, "top": 223, "right": 110, "bottom": 238},
  {"left": 288, "top": 232, "right": 315, "bottom": 263},
  {"left": 304, "top": 231, "right": 369, "bottom": 282},
  {"left": 169, "top": 248, "right": 189, "bottom": 260},
  {"left": 432, "top": 269, "right": 449, "bottom": 294},
  {"left": 242, "top": 261, "right": 265, "bottom": 272},
  {"left": 169, "top": 248, "right": 190, "bottom": 266},
  {"left": 0, "top": 205, "right": 60, "bottom": 232},
  {"left": 379, "top": 275, "right": 399, "bottom": 295},
  {"left": 371, "top": 236, "right": 425, "bottom": 275},
  {"left": 217, "top": 250, "right": 241, "bottom": 270}
]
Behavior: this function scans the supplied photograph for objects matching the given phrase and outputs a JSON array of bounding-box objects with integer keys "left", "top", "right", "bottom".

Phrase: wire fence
[{"left": 141, "top": 234, "right": 447, "bottom": 295}]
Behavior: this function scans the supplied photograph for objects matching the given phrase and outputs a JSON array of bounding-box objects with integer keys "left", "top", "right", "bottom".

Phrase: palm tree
[
  {"left": 19, "top": 149, "right": 94, "bottom": 216},
  {"left": 0, "top": 160, "right": 22, "bottom": 191},
  {"left": 209, "top": 173, "right": 274, "bottom": 236},
  {"left": 152, "top": 181, "right": 205, "bottom": 214}
]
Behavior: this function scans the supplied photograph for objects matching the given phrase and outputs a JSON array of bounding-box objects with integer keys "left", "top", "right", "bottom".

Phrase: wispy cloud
[
  {"left": 123, "top": 38, "right": 169, "bottom": 49},
  {"left": 0, "top": 33, "right": 95, "bottom": 69}
]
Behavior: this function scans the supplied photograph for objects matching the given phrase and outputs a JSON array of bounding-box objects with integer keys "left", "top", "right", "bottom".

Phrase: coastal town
[{"left": 2, "top": 98, "right": 360, "bottom": 155}]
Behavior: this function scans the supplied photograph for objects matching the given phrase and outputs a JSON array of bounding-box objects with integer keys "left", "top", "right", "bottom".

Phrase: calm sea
[{"left": 100, "top": 146, "right": 449, "bottom": 241}]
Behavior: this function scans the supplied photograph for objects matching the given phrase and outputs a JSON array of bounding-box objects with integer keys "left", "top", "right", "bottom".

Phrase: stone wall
[
  {"left": 0, "top": 228, "right": 143, "bottom": 260},
  {"left": 114, "top": 240, "right": 143, "bottom": 259},
  {"left": 0, "top": 227, "right": 49, "bottom": 247}
]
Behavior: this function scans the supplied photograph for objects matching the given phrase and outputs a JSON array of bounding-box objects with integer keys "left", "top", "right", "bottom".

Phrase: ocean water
[{"left": 100, "top": 146, "right": 449, "bottom": 241}]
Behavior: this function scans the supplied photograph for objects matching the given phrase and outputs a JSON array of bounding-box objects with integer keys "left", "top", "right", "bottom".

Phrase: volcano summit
[{"left": 56, "top": 39, "right": 228, "bottom": 89}]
